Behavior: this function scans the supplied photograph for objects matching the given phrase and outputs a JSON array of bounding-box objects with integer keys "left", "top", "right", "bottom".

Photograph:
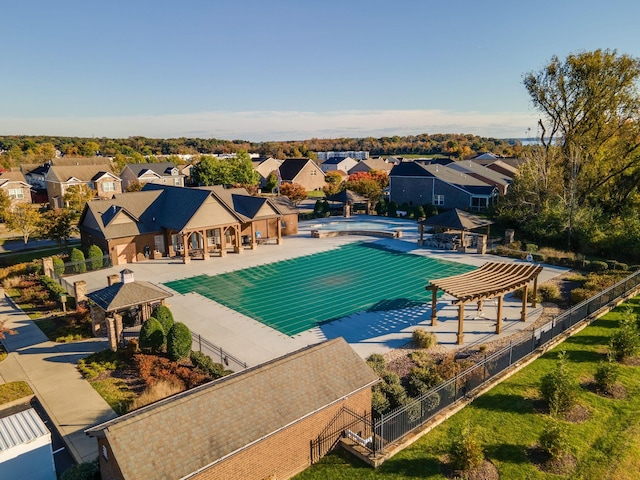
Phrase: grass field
[
  {"left": 295, "top": 297, "right": 640, "bottom": 479},
  {"left": 164, "top": 242, "right": 474, "bottom": 336}
]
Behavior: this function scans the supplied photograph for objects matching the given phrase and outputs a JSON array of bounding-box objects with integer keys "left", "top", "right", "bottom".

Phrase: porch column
[
  {"left": 220, "top": 228, "right": 227, "bottom": 257},
  {"left": 495, "top": 295, "right": 503, "bottom": 334},
  {"left": 250, "top": 223, "right": 257, "bottom": 250},
  {"left": 277, "top": 218, "right": 282, "bottom": 245},
  {"left": 202, "top": 230, "right": 210, "bottom": 260},
  {"left": 532, "top": 276, "right": 538, "bottom": 308},
  {"left": 182, "top": 232, "right": 190, "bottom": 264},
  {"left": 521, "top": 284, "right": 528, "bottom": 321},
  {"left": 234, "top": 226, "right": 242, "bottom": 254},
  {"left": 457, "top": 303, "right": 465, "bottom": 345}
]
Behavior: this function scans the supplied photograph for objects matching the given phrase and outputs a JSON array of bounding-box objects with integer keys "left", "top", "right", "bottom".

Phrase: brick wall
[
  {"left": 195, "top": 388, "right": 372, "bottom": 480},
  {"left": 97, "top": 438, "right": 126, "bottom": 480}
]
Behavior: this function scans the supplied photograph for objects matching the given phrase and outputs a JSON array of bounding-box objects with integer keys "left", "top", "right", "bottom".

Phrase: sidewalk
[{"left": 0, "top": 290, "right": 117, "bottom": 464}]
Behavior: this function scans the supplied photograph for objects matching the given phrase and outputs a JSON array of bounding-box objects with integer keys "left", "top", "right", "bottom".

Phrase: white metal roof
[{"left": 0, "top": 408, "right": 49, "bottom": 452}]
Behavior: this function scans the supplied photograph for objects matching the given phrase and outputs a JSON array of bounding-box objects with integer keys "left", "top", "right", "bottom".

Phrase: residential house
[
  {"left": 86, "top": 338, "right": 378, "bottom": 480},
  {"left": 320, "top": 156, "right": 358, "bottom": 174},
  {"left": 51, "top": 157, "right": 114, "bottom": 168},
  {"left": 316, "top": 151, "right": 369, "bottom": 160},
  {"left": 447, "top": 160, "right": 512, "bottom": 195},
  {"left": 0, "top": 171, "right": 32, "bottom": 209},
  {"left": 119, "top": 162, "right": 185, "bottom": 191},
  {"left": 278, "top": 158, "right": 325, "bottom": 191},
  {"left": 348, "top": 157, "right": 396, "bottom": 175},
  {"left": 20, "top": 164, "right": 49, "bottom": 190},
  {"left": 389, "top": 161, "right": 500, "bottom": 211},
  {"left": 79, "top": 184, "right": 298, "bottom": 266},
  {"left": 252, "top": 157, "right": 283, "bottom": 189},
  {"left": 45, "top": 165, "right": 122, "bottom": 208}
]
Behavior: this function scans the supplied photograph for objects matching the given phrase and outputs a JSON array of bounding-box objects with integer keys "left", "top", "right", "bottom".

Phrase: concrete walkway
[{"left": 0, "top": 291, "right": 116, "bottom": 464}]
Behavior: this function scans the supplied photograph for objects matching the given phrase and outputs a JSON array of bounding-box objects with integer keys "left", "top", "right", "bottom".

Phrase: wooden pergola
[{"left": 426, "top": 262, "right": 544, "bottom": 345}]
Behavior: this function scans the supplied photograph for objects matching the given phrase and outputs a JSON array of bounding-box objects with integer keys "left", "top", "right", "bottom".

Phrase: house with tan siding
[
  {"left": 45, "top": 165, "right": 122, "bottom": 208},
  {"left": 278, "top": 158, "right": 325, "bottom": 191},
  {"left": 119, "top": 162, "right": 185, "bottom": 191},
  {"left": 0, "top": 171, "right": 32, "bottom": 209},
  {"left": 86, "top": 338, "right": 378, "bottom": 480}
]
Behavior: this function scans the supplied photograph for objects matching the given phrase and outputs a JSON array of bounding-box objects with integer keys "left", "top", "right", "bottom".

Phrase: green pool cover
[{"left": 164, "top": 242, "right": 475, "bottom": 336}]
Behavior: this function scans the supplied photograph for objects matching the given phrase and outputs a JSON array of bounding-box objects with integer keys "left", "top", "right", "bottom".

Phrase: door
[{"left": 115, "top": 243, "right": 136, "bottom": 265}]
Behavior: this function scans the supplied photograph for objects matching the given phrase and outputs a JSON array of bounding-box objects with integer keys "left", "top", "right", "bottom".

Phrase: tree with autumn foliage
[
  {"left": 344, "top": 171, "right": 389, "bottom": 213},
  {"left": 323, "top": 171, "right": 344, "bottom": 196},
  {"left": 279, "top": 182, "right": 307, "bottom": 205},
  {"left": 5, "top": 203, "right": 42, "bottom": 247}
]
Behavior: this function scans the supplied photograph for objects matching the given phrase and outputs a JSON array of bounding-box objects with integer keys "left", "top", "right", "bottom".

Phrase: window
[
  {"left": 434, "top": 194, "right": 444, "bottom": 206},
  {"left": 8, "top": 188, "right": 24, "bottom": 200},
  {"left": 102, "top": 182, "right": 116, "bottom": 192},
  {"left": 174, "top": 177, "right": 181, "bottom": 186},
  {"left": 310, "top": 170, "right": 316, "bottom": 176}
]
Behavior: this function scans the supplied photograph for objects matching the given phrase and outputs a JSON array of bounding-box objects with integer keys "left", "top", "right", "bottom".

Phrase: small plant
[
  {"left": 70, "top": 248, "right": 87, "bottom": 273},
  {"left": 594, "top": 358, "right": 619, "bottom": 394},
  {"left": 138, "top": 317, "right": 165, "bottom": 353},
  {"left": 190, "top": 351, "right": 232, "bottom": 379},
  {"left": 539, "top": 416, "right": 571, "bottom": 461},
  {"left": 87, "top": 245, "right": 104, "bottom": 270},
  {"left": 408, "top": 350, "right": 433, "bottom": 368},
  {"left": 167, "top": 322, "right": 192, "bottom": 361},
  {"left": 408, "top": 366, "right": 442, "bottom": 397},
  {"left": 609, "top": 310, "right": 640, "bottom": 361},
  {"left": 589, "top": 260, "right": 609, "bottom": 272},
  {"left": 538, "top": 283, "right": 561, "bottom": 303},
  {"left": 412, "top": 328, "right": 436, "bottom": 349},
  {"left": 60, "top": 459, "right": 100, "bottom": 480},
  {"left": 53, "top": 256, "right": 65, "bottom": 276},
  {"left": 540, "top": 351, "right": 579, "bottom": 416},
  {"left": 366, "top": 353, "right": 386, "bottom": 376},
  {"left": 449, "top": 421, "right": 484, "bottom": 472},
  {"left": 371, "top": 389, "right": 390, "bottom": 417},
  {"left": 151, "top": 305, "right": 174, "bottom": 335}
]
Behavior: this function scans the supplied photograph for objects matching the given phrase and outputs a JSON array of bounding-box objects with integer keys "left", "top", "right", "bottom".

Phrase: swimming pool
[
  {"left": 308, "top": 220, "right": 413, "bottom": 231},
  {"left": 164, "top": 242, "right": 475, "bottom": 336}
]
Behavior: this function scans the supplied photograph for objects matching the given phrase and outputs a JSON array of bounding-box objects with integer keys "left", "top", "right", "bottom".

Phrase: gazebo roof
[
  {"left": 325, "top": 189, "right": 368, "bottom": 204},
  {"left": 428, "top": 262, "right": 543, "bottom": 304},
  {"left": 419, "top": 208, "right": 494, "bottom": 231},
  {"left": 87, "top": 281, "right": 172, "bottom": 312}
]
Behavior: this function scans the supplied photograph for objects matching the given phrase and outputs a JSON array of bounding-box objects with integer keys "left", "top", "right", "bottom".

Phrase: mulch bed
[
  {"left": 563, "top": 404, "right": 591, "bottom": 424},
  {"left": 583, "top": 380, "right": 628, "bottom": 400},
  {"left": 526, "top": 445, "right": 577, "bottom": 476},
  {"left": 440, "top": 456, "right": 500, "bottom": 480}
]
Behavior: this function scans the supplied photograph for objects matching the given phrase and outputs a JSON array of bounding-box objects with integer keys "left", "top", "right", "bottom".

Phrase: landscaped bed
[{"left": 295, "top": 297, "right": 640, "bottom": 480}]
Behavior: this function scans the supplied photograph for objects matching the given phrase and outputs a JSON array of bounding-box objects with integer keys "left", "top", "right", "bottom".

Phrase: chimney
[
  {"left": 121, "top": 269, "right": 135, "bottom": 284},
  {"left": 107, "top": 274, "right": 120, "bottom": 286}
]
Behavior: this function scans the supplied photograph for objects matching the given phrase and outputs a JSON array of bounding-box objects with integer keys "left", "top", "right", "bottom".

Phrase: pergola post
[
  {"left": 429, "top": 285, "right": 438, "bottom": 326},
  {"left": 457, "top": 303, "right": 465, "bottom": 345},
  {"left": 220, "top": 227, "right": 227, "bottom": 257},
  {"left": 182, "top": 232, "right": 190, "bottom": 264},
  {"left": 532, "top": 277, "right": 538, "bottom": 308},
  {"left": 201, "top": 230, "right": 209, "bottom": 260},
  {"left": 477, "top": 299, "right": 483, "bottom": 315},
  {"left": 521, "top": 284, "right": 528, "bottom": 321},
  {"left": 495, "top": 295, "right": 503, "bottom": 334}
]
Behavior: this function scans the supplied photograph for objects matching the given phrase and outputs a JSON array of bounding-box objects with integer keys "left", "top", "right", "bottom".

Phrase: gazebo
[
  {"left": 325, "top": 189, "right": 369, "bottom": 217},
  {"left": 87, "top": 269, "right": 172, "bottom": 351},
  {"left": 426, "top": 262, "right": 544, "bottom": 345},
  {"left": 419, "top": 209, "right": 494, "bottom": 253}
]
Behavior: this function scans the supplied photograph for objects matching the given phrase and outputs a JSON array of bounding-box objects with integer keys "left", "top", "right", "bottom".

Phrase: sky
[{"left": 2, "top": 0, "right": 640, "bottom": 142}]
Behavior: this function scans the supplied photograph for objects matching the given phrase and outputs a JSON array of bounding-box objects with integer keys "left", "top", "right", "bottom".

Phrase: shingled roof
[
  {"left": 86, "top": 280, "right": 172, "bottom": 312},
  {"left": 46, "top": 165, "right": 114, "bottom": 183},
  {"left": 86, "top": 338, "right": 378, "bottom": 480}
]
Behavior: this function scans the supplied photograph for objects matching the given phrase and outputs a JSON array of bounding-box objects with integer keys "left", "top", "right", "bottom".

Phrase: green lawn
[
  {"left": 295, "top": 297, "right": 640, "bottom": 479},
  {"left": 0, "top": 242, "right": 80, "bottom": 266},
  {"left": 0, "top": 381, "right": 33, "bottom": 405}
]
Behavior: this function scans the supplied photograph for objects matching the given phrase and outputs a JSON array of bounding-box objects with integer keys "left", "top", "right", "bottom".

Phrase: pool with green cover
[{"left": 164, "top": 242, "right": 475, "bottom": 336}]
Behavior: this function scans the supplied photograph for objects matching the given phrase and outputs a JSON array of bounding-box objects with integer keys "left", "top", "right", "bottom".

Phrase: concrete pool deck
[{"left": 66, "top": 216, "right": 568, "bottom": 366}]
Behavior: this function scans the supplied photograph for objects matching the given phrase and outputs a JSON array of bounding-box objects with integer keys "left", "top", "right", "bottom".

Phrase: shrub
[
  {"left": 415, "top": 205, "right": 426, "bottom": 219},
  {"left": 525, "top": 243, "right": 539, "bottom": 252},
  {"left": 594, "top": 359, "right": 619, "bottom": 394},
  {"left": 138, "top": 317, "right": 165, "bottom": 353},
  {"left": 128, "top": 380, "right": 182, "bottom": 411},
  {"left": 412, "top": 328, "right": 436, "bottom": 349},
  {"left": 151, "top": 305, "right": 174, "bottom": 335},
  {"left": 371, "top": 389, "right": 390, "bottom": 417},
  {"left": 134, "top": 354, "right": 207, "bottom": 389},
  {"left": 408, "top": 350, "right": 433, "bottom": 368},
  {"left": 381, "top": 382, "right": 407, "bottom": 410},
  {"left": 607, "top": 260, "right": 629, "bottom": 271},
  {"left": 538, "top": 283, "right": 562, "bottom": 303},
  {"left": 87, "top": 245, "right": 103, "bottom": 270},
  {"left": 167, "top": 322, "right": 192, "bottom": 361},
  {"left": 570, "top": 288, "right": 591, "bottom": 304},
  {"left": 366, "top": 353, "right": 386, "bottom": 376},
  {"left": 124, "top": 339, "right": 140, "bottom": 359},
  {"left": 539, "top": 417, "right": 570, "bottom": 461},
  {"left": 53, "top": 257, "right": 65, "bottom": 276},
  {"left": 70, "top": 248, "right": 86, "bottom": 273},
  {"left": 60, "top": 459, "right": 100, "bottom": 480},
  {"left": 388, "top": 200, "right": 398, "bottom": 217},
  {"left": 589, "top": 260, "right": 609, "bottom": 272},
  {"left": 190, "top": 351, "right": 232, "bottom": 379},
  {"left": 540, "top": 351, "right": 579, "bottom": 415},
  {"left": 408, "top": 366, "right": 442, "bottom": 397},
  {"left": 610, "top": 311, "right": 640, "bottom": 361},
  {"left": 449, "top": 421, "right": 484, "bottom": 471}
]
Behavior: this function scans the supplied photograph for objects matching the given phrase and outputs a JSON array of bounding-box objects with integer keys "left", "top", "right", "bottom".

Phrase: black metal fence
[
  {"left": 118, "top": 327, "right": 249, "bottom": 372},
  {"left": 370, "top": 269, "right": 640, "bottom": 455},
  {"left": 310, "top": 407, "right": 373, "bottom": 464},
  {"left": 50, "top": 254, "right": 112, "bottom": 296}
]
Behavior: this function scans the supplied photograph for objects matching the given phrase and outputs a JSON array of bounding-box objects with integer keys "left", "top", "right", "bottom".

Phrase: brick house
[
  {"left": 389, "top": 160, "right": 500, "bottom": 211},
  {"left": 45, "top": 165, "right": 122, "bottom": 208},
  {"left": 119, "top": 162, "right": 185, "bottom": 191},
  {"left": 79, "top": 184, "right": 298, "bottom": 266},
  {"left": 0, "top": 171, "right": 32, "bottom": 210},
  {"left": 86, "top": 338, "right": 379, "bottom": 480},
  {"left": 278, "top": 158, "right": 325, "bottom": 191}
]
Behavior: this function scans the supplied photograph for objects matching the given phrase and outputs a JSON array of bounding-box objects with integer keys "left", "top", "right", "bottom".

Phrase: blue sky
[{"left": 2, "top": 0, "right": 639, "bottom": 141}]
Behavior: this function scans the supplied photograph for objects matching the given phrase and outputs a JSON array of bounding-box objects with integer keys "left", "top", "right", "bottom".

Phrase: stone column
[
  {"left": 42, "top": 257, "right": 54, "bottom": 278},
  {"left": 74, "top": 281, "right": 87, "bottom": 305},
  {"left": 91, "top": 304, "right": 106, "bottom": 337},
  {"left": 106, "top": 317, "right": 117, "bottom": 351},
  {"left": 113, "top": 313, "right": 123, "bottom": 348},
  {"left": 476, "top": 235, "right": 487, "bottom": 254},
  {"left": 107, "top": 274, "right": 120, "bottom": 286},
  {"left": 505, "top": 229, "right": 515, "bottom": 244}
]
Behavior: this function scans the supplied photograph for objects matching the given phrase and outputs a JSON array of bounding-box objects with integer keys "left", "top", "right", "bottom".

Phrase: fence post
[
  {"left": 509, "top": 340, "right": 512, "bottom": 366},
  {"left": 198, "top": 334, "right": 202, "bottom": 352}
]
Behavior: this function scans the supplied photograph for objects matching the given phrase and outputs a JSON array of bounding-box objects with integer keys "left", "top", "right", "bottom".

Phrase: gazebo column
[
  {"left": 220, "top": 228, "right": 227, "bottom": 257},
  {"left": 250, "top": 223, "right": 257, "bottom": 250},
  {"left": 277, "top": 219, "right": 282, "bottom": 245},
  {"left": 495, "top": 295, "right": 503, "bottom": 334},
  {"left": 477, "top": 299, "right": 483, "bottom": 315},
  {"left": 521, "top": 284, "right": 528, "bottom": 321},
  {"left": 532, "top": 277, "right": 538, "bottom": 308},
  {"left": 202, "top": 230, "right": 209, "bottom": 260},
  {"left": 182, "top": 232, "right": 190, "bottom": 264},
  {"left": 457, "top": 303, "right": 465, "bottom": 345},
  {"left": 428, "top": 285, "right": 438, "bottom": 326},
  {"left": 234, "top": 226, "right": 242, "bottom": 254}
]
